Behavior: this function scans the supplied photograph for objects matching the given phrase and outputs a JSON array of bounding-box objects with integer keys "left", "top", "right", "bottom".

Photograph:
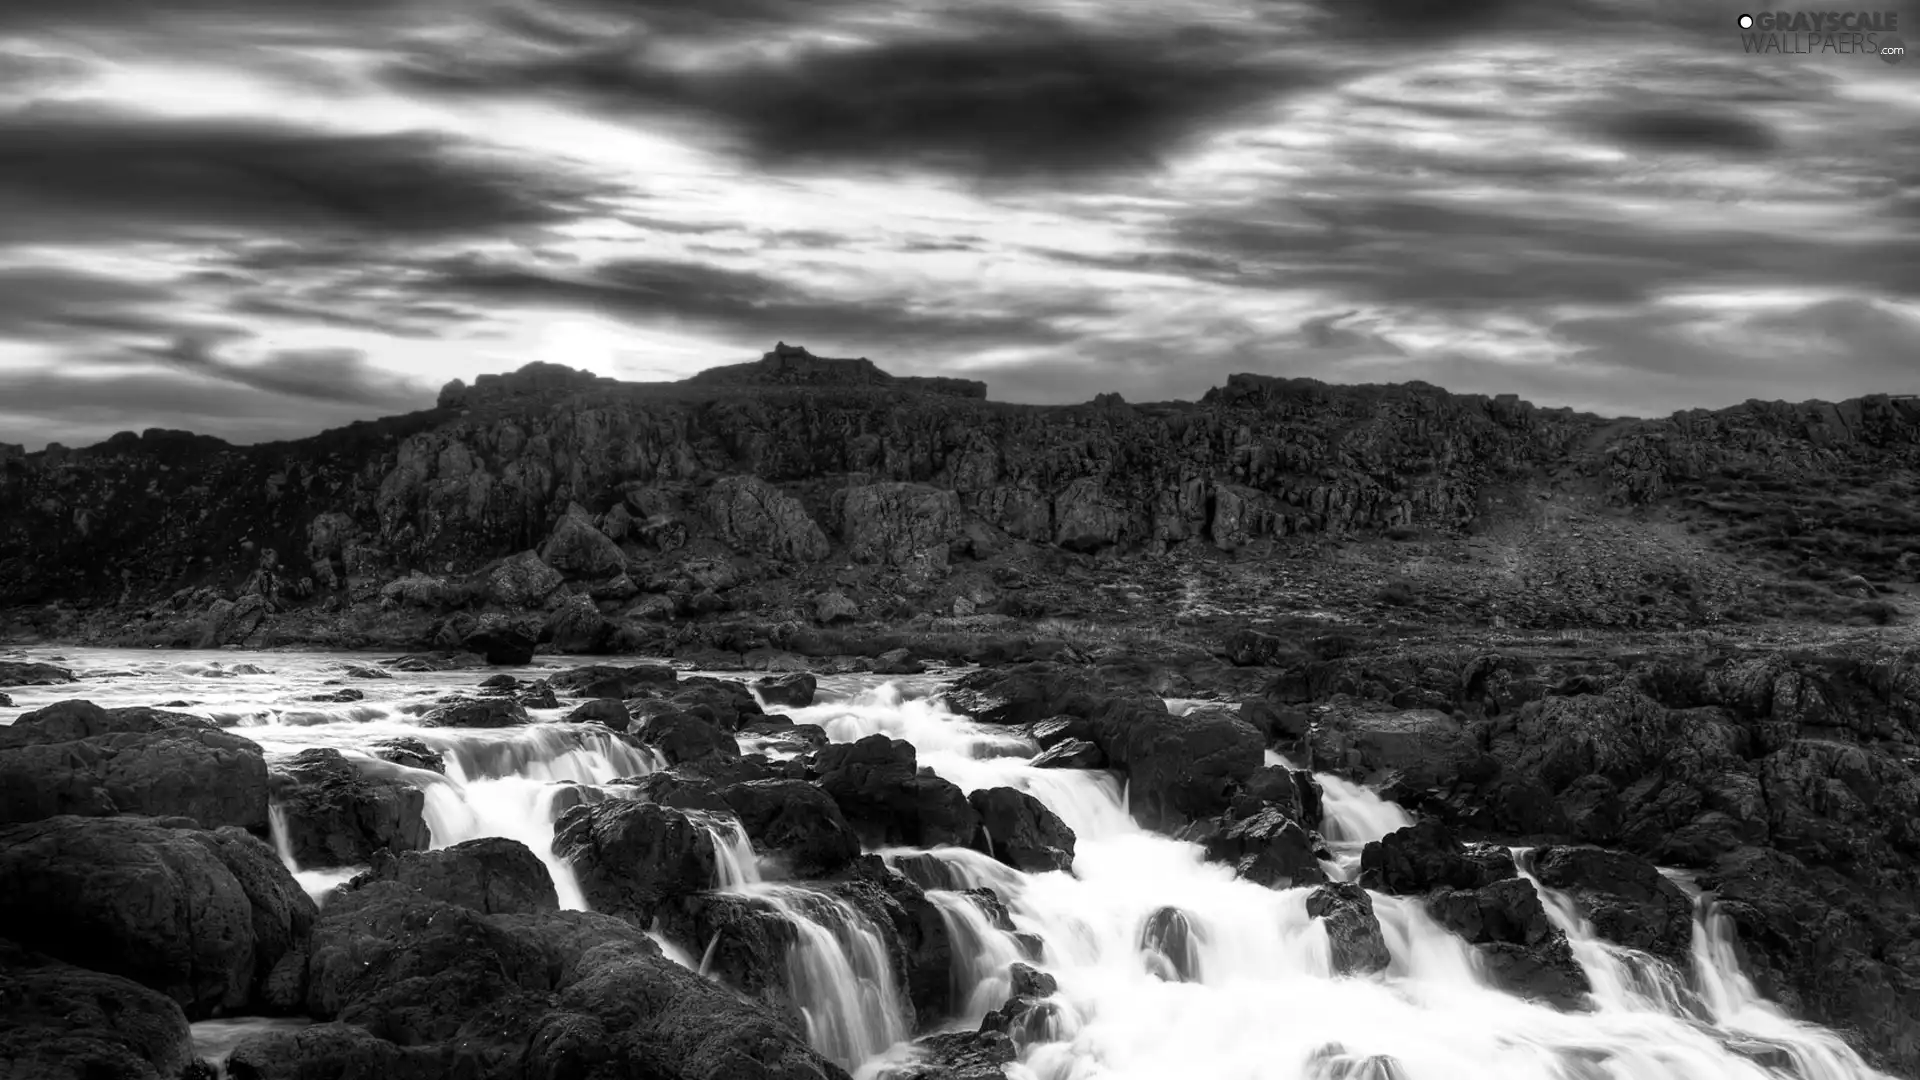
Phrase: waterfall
[{"left": 925, "top": 889, "right": 1030, "bottom": 1021}]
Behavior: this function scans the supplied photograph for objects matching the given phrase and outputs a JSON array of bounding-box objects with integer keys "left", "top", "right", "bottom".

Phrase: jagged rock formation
[{"left": 1, "top": 344, "right": 1916, "bottom": 643}]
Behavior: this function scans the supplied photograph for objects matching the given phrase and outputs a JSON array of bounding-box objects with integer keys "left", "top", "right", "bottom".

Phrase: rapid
[{"left": 0, "top": 648, "right": 1894, "bottom": 1080}]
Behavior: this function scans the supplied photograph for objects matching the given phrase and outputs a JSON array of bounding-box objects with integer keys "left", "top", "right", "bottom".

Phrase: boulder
[
  {"left": 720, "top": 780, "right": 863, "bottom": 878},
  {"left": 941, "top": 664, "right": 1105, "bottom": 727},
  {"left": 1202, "top": 808, "right": 1328, "bottom": 889},
  {"left": 706, "top": 476, "right": 832, "bottom": 562},
  {"left": 810, "top": 735, "right": 981, "bottom": 849},
  {"left": 1530, "top": 846, "right": 1694, "bottom": 965},
  {"left": 814, "top": 591, "right": 860, "bottom": 625},
  {"left": 873, "top": 648, "right": 926, "bottom": 676},
  {"left": 485, "top": 551, "right": 564, "bottom": 608},
  {"left": 967, "top": 787, "right": 1074, "bottom": 874},
  {"left": 893, "top": 1030, "right": 1016, "bottom": 1080},
  {"left": 1030, "top": 737, "right": 1104, "bottom": 769},
  {"left": 553, "top": 801, "right": 732, "bottom": 923},
  {"left": 756, "top": 672, "right": 818, "bottom": 708},
  {"left": 634, "top": 709, "right": 739, "bottom": 766},
  {"left": 421, "top": 697, "right": 528, "bottom": 728},
  {"left": 540, "top": 505, "right": 626, "bottom": 578},
  {"left": 551, "top": 663, "right": 678, "bottom": 699},
  {"left": 367, "top": 736, "right": 444, "bottom": 774},
  {"left": 1305, "top": 882, "right": 1390, "bottom": 976},
  {"left": 463, "top": 613, "right": 539, "bottom": 666},
  {"left": 0, "top": 939, "right": 200, "bottom": 1080},
  {"left": 269, "top": 748, "right": 430, "bottom": 867},
  {"left": 566, "top": 698, "right": 631, "bottom": 731},
  {"left": 1359, "top": 820, "right": 1515, "bottom": 893},
  {"left": 836, "top": 483, "right": 963, "bottom": 566},
  {"left": 0, "top": 699, "right": 269, "bottom": 831},
  {"left": 349, "top": 837, "right": 558, "bottom": 916},
  {"left": 0, "top": 815, "right": 315, "bottom": 1019},
  {"left": 544, "top": 593, "right": 614, "bottom": 653},
  {"left": 1138, "top": 906, "right": 1205, "bottom": 982},
  {"left": 1092, "top": 698, "right": 1264, "bottom": 828},
  {"left": 276, "top": 881, "right": 846, "bottom": 1080},
  {"left": 0, "top": 660, "right": 75, "bottom": 686}
]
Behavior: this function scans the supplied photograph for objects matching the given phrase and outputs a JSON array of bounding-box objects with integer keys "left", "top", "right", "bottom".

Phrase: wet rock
[
  {"left": 550, "top": 662, "right": 678, "bottom": 699},
  {"left": 1359, "top": 819, "right": 1515, "bottom": 893},
  {"left": 1030, "top": 737, "right": 1104, "bottom": 769},
  {"left": 308, "top": 687, "right": 364, "bottom": 703},
  {"left": 1203, "top": 807, "right": 1328, "bottom": 889},
  {"left": 892, "top": 852, "right": 966, "bottom": 892},
  {"left": 634, "top": 709, "right": 738, "bottom": 766},
  {"left": 873, "top": 648, "right": 926, "bottom": 675},
  {"left": 349, "top": 837, "right": 558, "bottom": 916},
  {"left": 463, "top": 614, "right": 538, "bottom": 666},
  {"left": 894, "top": 1030, "right": 1016, "bottom": 1080},
  {"left": 968, "top": 787, "right": 1074, "bottom": 874},
  {"left": 0, "top": 699, "right": 269, "bottom": 831},
  {"left": 1027, "top": 715, "right": 1096, "bottom": 748},
  {"left": 0, "top": 939, "right": 199, "bottom": 1080},
  {"left": 288, "top": 882, "right": 844, "bottom": 1080},
  {"left": 941, "top": 664, "right": 1105, "bottom": 727},
  {"left": 1305, "top": 882, "right": 1391, "bottom": 976},
  {"left": 720, "top": 779, "right": 863, "bottom": 878},
  {"left": 652, "top": 890, "right": 801, "bottom": 1012},
  {"left": 979, "top": 962, "right": 1061, "bottom": 1047},
  {"left": 566, "top": 697, "right": 631, "bottom": 731},
  {"left": 0, "top": 660, "right": 75, "bottom": 686},
  {"left": 755, "top": 671, "right": 818, "bottom": 708},
  {"left": 0, "top": 815, "right": 315, "bottom": 1019},
  {"left": 366, "top": 736, "right": 444, "bottom": 774},
  {"left": 1531, "top": 845, "right": 1694, "bottom": 964},
  {"left": 269, "top": 748, "right": 430, "bottom": 867},
  {"left": 620, "top": 771, "right": 733, "bottom": 812},
  {"left": 1139, "top": 906, "right": 1205, "bottom": 982},
  {"left": 515, "top": 680, "right": 560, "bottom": 709},
  {"left": 0, "top": 691, "right": 10, "bottom": 707},
  {"left": 1092, "top": 698, "right": 1265, "bottom": 829},
  {"left": 345, "top": 664, "right": 396, "bottom": 678},
  {"left": 552, "top": 801, "right": 727, "bottom": 923},
  {"left": 811, "top": 734, "right": 981, "bottom": 849},
  {"left": 421, "top": 697, "right": 528, "bottom": 728},
  {"left": 1303, "top": 1043, "right": 1409, "bottom": 1080}
]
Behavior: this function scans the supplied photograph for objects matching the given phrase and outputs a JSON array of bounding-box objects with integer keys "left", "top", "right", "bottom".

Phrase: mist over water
[{"left": 2, "top": 649, "right": 1897, "bottom": 1080}]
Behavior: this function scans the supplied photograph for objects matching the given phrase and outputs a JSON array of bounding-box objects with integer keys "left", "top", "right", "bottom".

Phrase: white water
[{"left": 3, "top": 650, "right": 1899, "bottom": 1080}]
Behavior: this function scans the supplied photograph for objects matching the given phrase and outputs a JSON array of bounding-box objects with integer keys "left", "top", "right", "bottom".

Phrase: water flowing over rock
[
  {"left": 268, "top": 747, "right": 430, "bottom": 867},
  {"left": 551, "top": 800, "right": 727, "bottom": 923},
  {"left": 720, "top": 779, "right": 863, "bottom": 878},
  {"left": 1305, "top": 882, "right": 1392, "bottom": 976},
  {"left": 967, "top": 787, "right": 1073, "bottom": 874}
]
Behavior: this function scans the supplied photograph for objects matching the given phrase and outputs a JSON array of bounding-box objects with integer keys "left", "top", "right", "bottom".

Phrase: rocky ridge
[{"left": 1, "top": 345, "right": 1915, "bottom": 651}]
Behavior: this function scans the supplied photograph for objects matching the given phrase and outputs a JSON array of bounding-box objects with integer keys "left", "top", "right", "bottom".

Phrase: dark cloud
[
  {"left": 422, "top": 254, "right": 1105, "bottom": 356},
  {"left": 395, "top": 13, "right": 1321, "bottom": 180},
  {"left": 132, "top": 333, "right": 435, "bottom": 409},
  {"left": 1154, "top": 194, "right": 1920, "bottom": 311},
  {"left": 0, "top": 0, "right": 402, "bottom": 31},
  {"left": 1592, "top": 107, "right": 1779, "bottom": 154},
  {"left": 0, "top": 268, "right": 185, "bottom": 342},
  {"left": 0, "top": 105, "right": 608, "bottom": 244}
]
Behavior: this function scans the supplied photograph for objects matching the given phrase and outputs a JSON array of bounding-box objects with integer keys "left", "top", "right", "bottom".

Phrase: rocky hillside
[{"left": 2, "top": 344, "right": 1917, "bottom": 648}]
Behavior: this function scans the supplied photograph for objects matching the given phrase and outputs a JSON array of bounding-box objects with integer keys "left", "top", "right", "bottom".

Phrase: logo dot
[
  {"left": 1738, "top": 13, "right": 1754, "bottom": 28},
  {"left": 1881, "top": 33, "right": 1906, "bottom": 63}
]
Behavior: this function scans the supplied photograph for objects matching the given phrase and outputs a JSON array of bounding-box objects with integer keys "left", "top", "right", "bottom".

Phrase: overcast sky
[{"left": 0, "top": 0, "right": 1915, "bottom": 449}]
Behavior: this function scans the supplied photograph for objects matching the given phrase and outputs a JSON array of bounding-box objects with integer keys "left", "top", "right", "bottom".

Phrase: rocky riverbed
[{"left": 3, "top": 635, "right": 1917, "bottom": 1080}]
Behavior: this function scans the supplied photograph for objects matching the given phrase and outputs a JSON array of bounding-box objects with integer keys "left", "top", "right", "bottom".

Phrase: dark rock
[
  {"left": 421, "top": 697, "right": 528, "bottom": 728},
  {"left": 721, "top": 779, "right": 863, "bottom": 878},
  {"left": 1305, "top": 882, "right": 1391, "bottom": 976},
  {"left": 1030, "top": 737, "right": 1105, "bottom": 769},
  {"left": 366, "top": 736, "right": 444, "bottom": 774},
  {"left": 540, "top": 504, "right": 626, "bottom": 579},
  {"left": 873, "top": 648, "right": 926, "bottom": 675},
  {"left": 894, "top": 1030, "right": 1016, "bottom": 1080},
  {"left": 811, "top": 734, "right": 981, "bottom": 849},
  {"left": 1204, "top": 807, "right": 1329, "bottom": 889},
  {"left": 634, "top": 709, "right": 739, "bottom": 766},
  {"left": 516, "top": 681, "right": 560, "bottom": 710},
  {"left": 552, "top": 800, "right": 728, "bottom": 924},
  {"left": 349, "top": 837, "right": 558, "bottom": 916},
  {"left": 0, "top": 660, "right": 75, "bottom": 686},
  {"left": 566, "top": 697, "right": 631, "bottom": 731},
  {"left": 1139, "top": 906, "right": 1205, "bottom": 982},
  {"left": 622, "top": 771, "right": 732, "bottom": 812},
  {"left": 0, "top": 699, "right": 269, "bottom": 831},
  {"left": 941, "top": 664, "right": 1104, "bottom": 727},
  {"left": 479, "top": 673, "right": 519, "bottom": 690},
  {"left": 269, "top": 747, "right": 430, "bottom": 867},
  {"left": 1359, "top": 820, "right": 1516, "bottom": 893},
  {"left": 0, "top": 938, "right": 199, "bottom": 1080},
  {"left": 814, "top": 591, "right": 860, "bottom": 625},
  {"left": 463, "top": 615, "right": 538, "bottom": 666},
  {"left": 308, "top": 688, "right": 364, "bottom": 703},
  {"left": 550, "top": 662, "right": 678, "bottom": 699},
  {"left": 968, "top": 787, "right": 1074, "bottom": 874},
  {"left": 1091, "top": 698, "right": 1264, "bottom": 829},
  {"left": 1531, "top": 845, "right": 1694, "bottom": 964},
  {"left": 345, "top": 664, "right": 396, "bottom": 679},
  {"left": 0, "top": 815, "right": 315, "bottom": 1019},
  {"left": 706, "top": 476, "right": 832, "bottom": 563},
  {"left": 1027, "top": 715, "right": 1095, "bottom": 748},
  {"left": 892, "top": 852, "right": 966, "bottom": 892},
  {"left": 756, "top": 672, "right": 818, "bottom": 708}
]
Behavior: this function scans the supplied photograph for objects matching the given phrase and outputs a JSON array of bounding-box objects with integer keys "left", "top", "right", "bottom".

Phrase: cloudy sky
[{"left": 0, "top": 0, "right": 1915, "bottom": 449}]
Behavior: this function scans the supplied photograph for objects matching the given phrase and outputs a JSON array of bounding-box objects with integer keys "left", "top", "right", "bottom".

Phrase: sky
[{"left": 0, "top": 0, "right": 1915, "bottom": 450}]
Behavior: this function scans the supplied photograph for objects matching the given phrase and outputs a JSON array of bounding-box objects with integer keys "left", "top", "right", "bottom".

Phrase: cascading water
[{"left": 6, "top": 650, "right": 1900, "bottom": 1080}]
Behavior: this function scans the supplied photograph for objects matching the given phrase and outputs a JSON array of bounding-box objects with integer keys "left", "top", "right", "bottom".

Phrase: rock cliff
[{"left": 2, "top": 344, "right": 1916, "bottom": 645}]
